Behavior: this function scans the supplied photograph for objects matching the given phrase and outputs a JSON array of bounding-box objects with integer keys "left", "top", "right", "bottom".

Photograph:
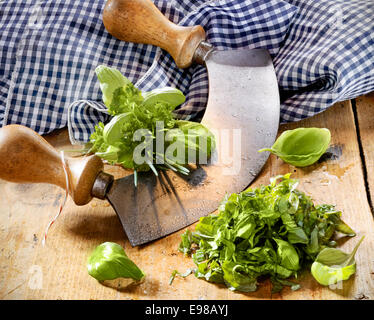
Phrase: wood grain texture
[
  {"left": 355, "top": 92, "right": 374, "bottom": 212},
  {"left": 0, "top": 125, "right": 104, "bottom": 206},
  {"left": 103, "top": 0, "right": 206, "bottom": 68},
  {"left": 0, "top": 101, "right": 374, "bottom": 300}
]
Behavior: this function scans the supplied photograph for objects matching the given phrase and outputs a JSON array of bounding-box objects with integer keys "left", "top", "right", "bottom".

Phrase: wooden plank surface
[
  {"left": 0, "top": 99, "right": 374, "bottom": 300},
  {"left": 355, "top": 92, "right": 374, "bottom": 213}
]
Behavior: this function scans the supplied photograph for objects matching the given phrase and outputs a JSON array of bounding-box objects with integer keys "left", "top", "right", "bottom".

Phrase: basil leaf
[
  {"left": 311, "top": 236, "right": 364, "bottom": 286},
  {"left": 274, "top": 238, "right": 300, "bottom": 271},
  {"left": 142, "top": 87, "right": 186, "bottom": 109},
  {"left": 314, "top": 247, "right": 350, "bottom": 266},
  {"left": 311, "top": 262, "right": 356, "bottom": 286},
  {"left": 179, "top": 229, "right": 193, "bottom": 255},
  {"left": 165, "top": 120, "right": 216, "bottom": 165},
  {"left": 222, "top": 261, "right": 257, "bottom": 293},
  {"left": 95, "top": 65, "right": 131, "bottom": 108},
  {"left": 87, "top": 242, "right": 145, "bottom": 281},
  {"left": 306, "top": 226, "right": 320, "bottom": 254},
  {"left": 195, "top": 260, "right": 224, "bottom": 283},
  {"left": 281, "top": 213, "right": 309, "bottom": 244},
  {"left": 259, "top": 128, "right": 331, "bottom": 167},
  {"left": 103, "top": 113, "right": 130, "bottom": 145}
]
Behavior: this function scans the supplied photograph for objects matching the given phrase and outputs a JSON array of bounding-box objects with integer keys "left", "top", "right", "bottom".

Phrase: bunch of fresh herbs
[{"left": 88, "top": 65, "right": 215, "bottom": 185}]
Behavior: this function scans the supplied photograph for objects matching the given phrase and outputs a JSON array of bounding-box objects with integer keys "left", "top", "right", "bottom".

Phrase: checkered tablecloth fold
[{"left": 0, "top": 0, "right": 373, "bottom": 143}]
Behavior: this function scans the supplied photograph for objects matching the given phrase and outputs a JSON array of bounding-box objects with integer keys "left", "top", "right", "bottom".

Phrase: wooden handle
[
  {"left": 103, "top": 0, "right": 206, "bottom": 68},
  {"left": 0, "top": 125, "right": 104, "bottom": 206}
]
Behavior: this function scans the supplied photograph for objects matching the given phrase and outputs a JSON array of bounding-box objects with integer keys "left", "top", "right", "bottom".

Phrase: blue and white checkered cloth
[{"left": 1, "top": 0, "right": 373, "bottom": 144}]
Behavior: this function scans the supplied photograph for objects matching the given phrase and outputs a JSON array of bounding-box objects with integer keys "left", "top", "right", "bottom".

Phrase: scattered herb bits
[
  {"left": 169, "top": 269, "right": 194, "bottom": 285},
  {"left": 259, "top": 127, "right": 331, "bottom": 167},
  {"left": 178, "top": 174, "right": 357, "bottom": 293}
]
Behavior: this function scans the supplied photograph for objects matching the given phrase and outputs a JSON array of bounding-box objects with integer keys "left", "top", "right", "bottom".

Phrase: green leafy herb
[
  {"left": 87, "top": 242, "right": 145, "bottom": 281},
  {"left": 88, "top": 66, "right": 216, "bottom": 184},
  {"left": 167, "top": 120, "right": 216, "bottom": 165},
  {"left": 311, "top": 236, "right": 364, "bottom": 286},
  {"left": 178, "top": 174, "right": 355, "bottom": 293},
  {"left": 259, "top": 128, "right": 331, "bottom": 167},
  {"left": 95, "top": 65, "right": 131, "bottom": 107},
  {"left": 142, "top": 87, "right": 186, "bottom": 109}
]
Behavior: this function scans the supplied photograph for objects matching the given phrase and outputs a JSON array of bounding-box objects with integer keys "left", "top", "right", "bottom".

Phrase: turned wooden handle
[
  {"left": 103, "top": 0, "right": 206, "bottom": 68},
  {"left": 0, "top": 125, "right": 104, "bottom": 206}
]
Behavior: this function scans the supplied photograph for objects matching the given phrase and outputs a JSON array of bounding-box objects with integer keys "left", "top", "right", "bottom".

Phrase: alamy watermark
[{"left": 131, "top": 121, "right": 243, "bottom": 176}]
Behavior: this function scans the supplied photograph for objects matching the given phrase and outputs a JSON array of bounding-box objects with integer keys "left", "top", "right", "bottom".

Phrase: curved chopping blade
[{"left": 107, "top": 48, "right": 279, "bottom": 246}]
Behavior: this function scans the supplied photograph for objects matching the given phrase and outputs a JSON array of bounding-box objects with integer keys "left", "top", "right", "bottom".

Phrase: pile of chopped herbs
[{"left": 178, "top": 174, "right": 357, "bottom": 293}]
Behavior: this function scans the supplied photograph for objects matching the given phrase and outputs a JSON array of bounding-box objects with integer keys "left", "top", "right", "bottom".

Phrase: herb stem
[
  {"left": 146, "top": 160, "right": 158, "bottom": 177},
  {"left": 134, "top": 169, "right": 138, "bottom": 187}
]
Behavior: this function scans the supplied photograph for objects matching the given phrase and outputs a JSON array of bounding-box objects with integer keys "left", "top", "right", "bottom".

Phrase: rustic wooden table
[{"left": 1, "top": 93, "right": 374, "bottom": 300}]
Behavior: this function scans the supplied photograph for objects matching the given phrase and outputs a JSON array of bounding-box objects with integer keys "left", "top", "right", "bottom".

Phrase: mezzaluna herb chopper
[{"left": 0, "top": 0, "right": 280, "bottom": 246}]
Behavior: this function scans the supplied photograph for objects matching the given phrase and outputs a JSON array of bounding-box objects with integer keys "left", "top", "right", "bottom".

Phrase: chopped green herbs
[{"left": 178, "top": 174, "right": 357, "bottom": 292}]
